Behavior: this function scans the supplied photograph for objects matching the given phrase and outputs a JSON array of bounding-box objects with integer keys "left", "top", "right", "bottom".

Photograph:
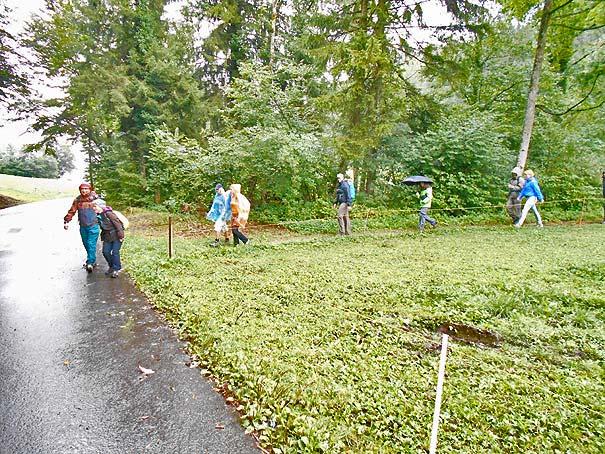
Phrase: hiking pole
[{"left": 429, "top": 334, "right": 449, "bottom": 454}]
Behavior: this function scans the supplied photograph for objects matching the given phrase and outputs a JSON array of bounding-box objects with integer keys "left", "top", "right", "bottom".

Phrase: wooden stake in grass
[
  {"left": 429, "top": 334, "right": 449, "bottom": 454},
  {"left": 168, "top": 215, "right": 173, "bottom": 258}
]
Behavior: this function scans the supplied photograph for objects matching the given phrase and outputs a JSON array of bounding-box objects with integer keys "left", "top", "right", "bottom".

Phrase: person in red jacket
[{"left": 63, "top": 183, "right": 100, "bottom": 272}]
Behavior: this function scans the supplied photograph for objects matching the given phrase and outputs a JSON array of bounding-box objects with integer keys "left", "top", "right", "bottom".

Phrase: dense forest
[{"left": 1, "top": 0, "right": 603, "bottom": 216}]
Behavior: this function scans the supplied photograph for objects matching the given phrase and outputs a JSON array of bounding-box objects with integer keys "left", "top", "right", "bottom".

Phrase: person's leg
[
  {"left": 232, "top": 227, "right": 240, "bottom": 245},
  {"left": 506, "top": 195, "right": 516, "bottom": 222},
  {"left": 233, "top": 227, "right": 248, "bottom": 244},
  {"left": 222, "top": 223, "right": 230, "bottom": 242},
  {"left": 344, "top": 210, "right": 352, "bottom": 235},
  {"left": 211, "top": 221, "right": 222, "bottom": 246},
  {"left": 513, "top": 200, "right": 522, "bottom": 223},
  {"left": 425, "top": 208, "right": 437, "bottom": 226},
  {"left": 80, "top": 225, "right": 99, "bottom": 265},
  {"left": 530, "top": 203, "right": 543, "bottom": 227},
  {"left": 111, "top": 240, "right": 123, "bottom": 271},
  {"left": 102, "top": 241, "right": 113, "bottom": 269},
  {"left": 516, "top": 197, "right": 536, "bottom": 227},
  {"left": 337, "top": 203, "right": 347, "bottom": 235},
  {"left": 419, "top": 207, "right": 428, "bottom": 231}
]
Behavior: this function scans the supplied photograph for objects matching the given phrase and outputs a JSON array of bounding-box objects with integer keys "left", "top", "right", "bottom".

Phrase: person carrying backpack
[
  {"left": 63, "top": 182, "right": 100, "bottom": 272},
  {"left": 92, "top": 199, "right": 125, "bottom": 278},
  {"left": 334, "top": 173, "right": 352, "bottom": 235},
  {"left": 506, "top": 167, "right": 525, "bottom": 224}
]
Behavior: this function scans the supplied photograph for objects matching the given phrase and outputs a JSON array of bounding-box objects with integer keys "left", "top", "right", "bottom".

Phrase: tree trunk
[
  {"left": 268, "top": 0, "right": 281, "bottom": 65},
  {"left": 517, "top": 0, "right": 553, "bottom": 169}
]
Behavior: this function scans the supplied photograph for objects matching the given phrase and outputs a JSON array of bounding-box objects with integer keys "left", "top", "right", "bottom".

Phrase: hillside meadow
[{"left": 122, "top": 220, "right": 604, "bottom": 453}]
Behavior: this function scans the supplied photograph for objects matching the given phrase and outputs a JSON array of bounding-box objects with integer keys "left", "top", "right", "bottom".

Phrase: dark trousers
[
  {"left": 232, "top": 227, "right": 248, "bottom": 245},
  {"left": 102, "top": 240, "right": 122, "bottom": 271}
]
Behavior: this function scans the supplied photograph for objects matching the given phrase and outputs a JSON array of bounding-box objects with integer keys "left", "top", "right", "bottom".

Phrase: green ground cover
[
  {"left": 124, "top": 224, "right": 604, "bottom": 453},
  {"left": 0, "top": 173, "right": 75, "bottom": 203}
]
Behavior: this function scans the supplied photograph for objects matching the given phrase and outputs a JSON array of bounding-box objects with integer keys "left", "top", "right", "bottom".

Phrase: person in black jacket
[
  {"left": 333, "top": 173, "right": 352, "bottom": 235},
  {"left": 93, "top": 199, "right": 125, "bottom": 278}
]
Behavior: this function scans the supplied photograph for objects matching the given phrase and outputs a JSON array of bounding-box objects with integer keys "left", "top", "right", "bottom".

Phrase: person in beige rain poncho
[{"left": 229, "top": 184, "right": 251, "bottom": 246}]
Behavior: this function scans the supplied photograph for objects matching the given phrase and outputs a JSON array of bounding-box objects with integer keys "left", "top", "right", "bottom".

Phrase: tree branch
[{"left": 536, "top": 74, "right": 602, "bottom": 116}]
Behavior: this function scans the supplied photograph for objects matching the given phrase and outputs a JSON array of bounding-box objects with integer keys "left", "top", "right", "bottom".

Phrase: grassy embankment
[
  {"left": 123, "top": 215, "right": 605, "bottom": 453},
  {"left": 0, "top": 173, "right": 75, "bottom": 207}
]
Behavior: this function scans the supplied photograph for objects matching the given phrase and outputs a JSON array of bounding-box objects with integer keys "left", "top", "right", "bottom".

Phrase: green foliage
[
  {"left": 0, "top": 146, "right": 59, "bottom": 178},
  {"left": 0, "top": 2, "right": 29, "bottom": 105},
  {"left": 372, "top": 110, "right": 511, "bottom": 210},
  {"left": 124, "top": 224, "right": 605, "bottom": 453}
]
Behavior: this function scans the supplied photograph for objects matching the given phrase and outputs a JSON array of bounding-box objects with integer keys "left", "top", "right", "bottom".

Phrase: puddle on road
[{"left": 437, "top": 323, "right": 502, "bottom": 347}]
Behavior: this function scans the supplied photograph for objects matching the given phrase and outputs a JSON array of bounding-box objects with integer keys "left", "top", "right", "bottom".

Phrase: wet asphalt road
[{"left": 0, "top": 199, "right": 259, "bottom": 454}]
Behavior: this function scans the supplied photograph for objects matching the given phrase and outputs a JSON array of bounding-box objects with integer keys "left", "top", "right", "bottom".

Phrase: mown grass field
[
  {"left": 124, "top": 222, "right": 604, "bottom": 453},
  {"left": 0, "top": 173, "right": 75, "bottom": 203}
]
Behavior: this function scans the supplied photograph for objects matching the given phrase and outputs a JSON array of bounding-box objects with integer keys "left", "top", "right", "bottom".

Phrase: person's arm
[
  {"left": 535, "top": 181, "right": 544, "bottom": 202},
  {"left": 64, "top": 198, "right": 78, "bottom": 224},
  {"left": 517, "top": 183, "right": 528, "bottom": 201},
  {"left": 107, "top": 212, "right": 125, "bottom": 240}
]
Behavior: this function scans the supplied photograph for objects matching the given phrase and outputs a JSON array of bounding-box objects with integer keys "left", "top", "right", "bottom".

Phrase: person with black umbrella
[
  {"left": 403, "top": 176, "right": 438, "bottom": 232},
  {"left": 417, "top": 181, "right": 438, "bottom": 232}
]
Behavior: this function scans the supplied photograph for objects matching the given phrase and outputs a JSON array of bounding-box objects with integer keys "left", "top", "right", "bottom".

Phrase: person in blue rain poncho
[{"left": 206, "top": 184, "right": 232, "bottom": 246}]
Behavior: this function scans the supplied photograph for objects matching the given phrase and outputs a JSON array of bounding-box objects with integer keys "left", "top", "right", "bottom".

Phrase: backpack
[
  {"left": 237, "top": 193, "right": 251, "bottom": 222},
  {"left": 347, "top": 180, "right": 356, "bottom": 201},
  {"left": 113, "top": 210, "right": 129, "bottom": 229}
]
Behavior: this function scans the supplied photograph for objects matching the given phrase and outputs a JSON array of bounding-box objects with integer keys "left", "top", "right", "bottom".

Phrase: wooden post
[
  {"left": 168, "top": 216, "right": 173, "bottom": 258},
  {"left": 429, "top": 334, "right": 449, "bottom": 454}
]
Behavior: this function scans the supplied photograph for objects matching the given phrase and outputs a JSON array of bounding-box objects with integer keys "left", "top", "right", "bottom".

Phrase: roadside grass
[
  {"left": 0, "top": 173, "right": 75, "bottom": 203},
  {"left": 123, "top": 219, "right": 604, "bottom": 453}
]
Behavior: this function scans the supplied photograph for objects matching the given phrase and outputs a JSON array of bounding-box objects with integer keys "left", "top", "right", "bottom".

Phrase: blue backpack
[{"left": 347, "top": 180, "right": 356, "bottom": 201}]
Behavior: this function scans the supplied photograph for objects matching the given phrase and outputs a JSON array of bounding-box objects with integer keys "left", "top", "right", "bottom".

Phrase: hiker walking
[
  {"left": 334, "top": 173, "right": 352, "bottom": 235},
  {"left": 92, "top": 199, "right": 125, "bottom": 278},
  {"left": 417, "top": 181, "right": 437, "bottom": 232},
  {"left": 515, "top": 169, "right": 544, "bottom": 228},
  {"left": 206, "top": 184, "right": 232, "bottom": 247},
  {"left": 63, "top": 183, "right": 100, "bottom": 272},
  {"left": 229, "top": 184, "right": 251, "bottom": 246},
  {"left": 506, "top": 167, "right": 525, "bottom": 224}
]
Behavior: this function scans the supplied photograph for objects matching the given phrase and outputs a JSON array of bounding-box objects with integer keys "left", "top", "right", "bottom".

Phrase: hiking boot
[
  {"left": 110, "top": 271, "right": 119, "bottom": 278},
  {"left": 104, "top": 269, "right": 113, "bottom": 276},
  {"left": 86, "top": 264, "right": 94, "bottom": 273},
  {"left": 210, "top": 240, "right": 220, "bottom": 247}
]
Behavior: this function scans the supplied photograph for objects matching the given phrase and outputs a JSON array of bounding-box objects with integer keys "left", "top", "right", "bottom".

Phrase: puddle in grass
[{"left": 438, "top": 323, "right": 502, "bottom": 347}]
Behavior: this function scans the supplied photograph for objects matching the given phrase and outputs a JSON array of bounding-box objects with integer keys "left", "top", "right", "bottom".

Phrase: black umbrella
[{"left": 402, "top": 175, "right": 433, "bottom": 185}]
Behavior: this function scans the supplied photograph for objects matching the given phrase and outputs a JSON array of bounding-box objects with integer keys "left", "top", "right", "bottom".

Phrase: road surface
[{"left": 0, "top": 198, "right": 259, "bottom": 453}]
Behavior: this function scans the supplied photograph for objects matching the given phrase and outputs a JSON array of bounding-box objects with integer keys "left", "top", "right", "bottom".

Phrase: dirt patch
[
  {"left": 437, "top": 323, "right": 502, "bottom": 347},
  {"left": 0, "top": 194, "right": 23, "bottom": 210}
]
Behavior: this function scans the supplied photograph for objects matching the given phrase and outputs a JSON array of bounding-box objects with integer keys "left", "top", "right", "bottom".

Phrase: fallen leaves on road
[{"left": 138, "top": 365, "right": 155, "bottom": 375}]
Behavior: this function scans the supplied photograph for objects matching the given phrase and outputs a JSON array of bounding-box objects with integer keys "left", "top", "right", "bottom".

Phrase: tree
[
  {"left": 0, "top": 146, "right": 59, "bottom": 178},
  {"left": 55, "top": 145, "right": 75, "bottom": 176},
  {"left": 0, "top": 1, "right": 29, "bottom": 106},
  {"left": 21, "top": 0, "right": 206, "bottom": 199}
]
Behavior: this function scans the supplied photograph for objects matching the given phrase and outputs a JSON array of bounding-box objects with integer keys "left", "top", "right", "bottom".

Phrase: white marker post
[{"left": 429, "top": 334, "right": 449, "bottom": 454}]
